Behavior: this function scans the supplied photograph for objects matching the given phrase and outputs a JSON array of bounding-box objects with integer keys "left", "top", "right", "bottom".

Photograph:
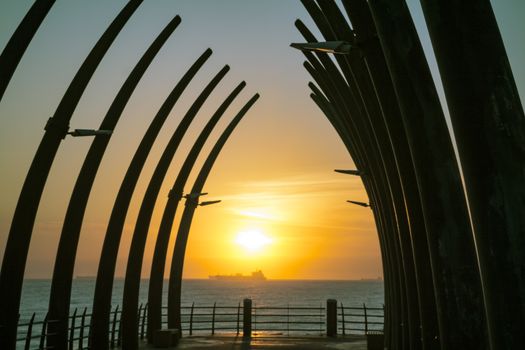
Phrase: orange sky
[{"left": 0, "top": 1, "right": 523, "bottom": 280}]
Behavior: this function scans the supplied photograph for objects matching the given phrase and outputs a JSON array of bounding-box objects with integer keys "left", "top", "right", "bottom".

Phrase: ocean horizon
[{"left": 20, "top": 279, "right": 384, "bottom": 321}]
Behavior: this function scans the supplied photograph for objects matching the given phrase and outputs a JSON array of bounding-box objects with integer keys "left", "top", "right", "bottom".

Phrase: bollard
[
  {"left": 243, "top": 298, "right": 252, "bottom": 338},
  {"left": 327, "top": 299, "right": 337, "bottom": 337}
]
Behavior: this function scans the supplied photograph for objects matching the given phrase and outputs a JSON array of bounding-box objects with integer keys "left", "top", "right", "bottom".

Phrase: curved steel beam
[
  {"left": 146, "top": 81, "right": 247, "bottom": 342},
  {"left": 0, "top": 0, "right": 55, "bottom": 101},
  {"left": 308, "top": 71, "right": 401, "bottom": 348},
  {"left": 419, "top": 1, "right": 525, "bottom": 348},
  {"left": 167, "top": 93, "right": 260, "bottom": 330},
  {"left": 119, "top": 65, "right": 232, "bottom": 349},
  {"left": 45, "top": 15, "right": 182, "bottom": 350},
  {"left": 309, "top": 86, "right": 397, "bottom": 344},
  {"left": 296, "top": 8, "right": 410, "bottom": 346},
  {"left": 89, "top": 48, "right": 212, "bottom": 350},
  {"left": 314, "top": 2, "right": 424, "bottom": 348},
  {"left": 0, "top": 2, "right": 142, "bottom": 348},
  {"left": 340, "top": 1, "right": 440, "bottom": 347},
  {"left": 368, "top": 0, "right": 487, "bottom": 348},
  {"left": 306, "top": 55, "right": 403, "bottom": 350}
]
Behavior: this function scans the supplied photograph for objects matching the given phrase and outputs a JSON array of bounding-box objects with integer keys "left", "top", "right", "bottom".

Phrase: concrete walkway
[{"left": 140, "top": 335, "right": 367, "bottom": 350}]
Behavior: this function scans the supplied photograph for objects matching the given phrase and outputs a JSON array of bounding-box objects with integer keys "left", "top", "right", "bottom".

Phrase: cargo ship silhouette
[{"left": 209, "top": 270, "right": 267, "bottom": 281}]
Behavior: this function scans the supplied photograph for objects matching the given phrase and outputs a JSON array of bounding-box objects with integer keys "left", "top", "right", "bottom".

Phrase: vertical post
[
  {"left": 137, "top": 303, "right": 143, "bottom": 340},
  {"left": 287, "top": 303, "right": 290, "bottom": 336},
  {"left": 79, "top": 307, "right": 87, "bottom": 350},
  {"left": 24, "top": 313, "right": 36, "bottom": 350},
  {"left": 253, "top": 302, "right": 256, "bottom": 334},
  {"left": 382, "top": 304, "right": 385, "bottom": 332},
  {"left": 117, "top": 309, "right": 122, "bottom": 347},
  {"left": 69, "top": 308, "right": 77, "bottom": 350},
  {"left": 363, "top": 303, "right": 368, "bottom": 334},
  {"left": 110, "top": 305, "right": 118, "bottom": 348},
  {"left": 189, "top": 302, "right": 194, "bottom": 336},
  {"left": 341, "top": 303, "right": 346, "bottom": 336},
  {"left": 319, "top": 302, "right": 322, "bottom": 335},
  {"left": 326, "top": 299, "right": 337, "bottom": 337},
  {"left": 39, "top": 313, "right": 48, "bottom": 350},
  {"left": 236, "top": 302, "right": 240, "bottom": 336},
  {"left": 211, "top": 302, "right": 216, "bottom": 335},
  {"left": 141, "top": 303, "right": 147, "bottom": 340},
  {"left": 243, "top": 299, "right": 252, "bottom": 338}
]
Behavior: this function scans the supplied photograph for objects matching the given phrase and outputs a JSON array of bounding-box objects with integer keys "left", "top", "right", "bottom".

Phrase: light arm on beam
[
  {"left": 290, "top": 41, "right": 353, "bottom": 54},
  {"left": 183, "top": 192, "right": 208, "bottom": 199},
  {"left": 335, "top": 169, "right": 362, "bottom": 176},
  {"left": 199, "top": 200, "right": 221, "bottom": 206},
  {"left": 347, "top": 200, "right": 370, "bottom": 208},
  {"left": 67, "top": 129, "right": 113, "bottom": 137}
]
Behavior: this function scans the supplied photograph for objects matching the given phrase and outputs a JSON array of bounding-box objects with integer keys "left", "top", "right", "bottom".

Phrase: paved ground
[{"left": 140, "top": 335, "right": 367, "bottom": 349}]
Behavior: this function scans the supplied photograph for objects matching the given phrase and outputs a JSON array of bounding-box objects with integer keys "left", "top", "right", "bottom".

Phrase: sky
[{"left": 0, "top": 0, "right": 523, "bottom": 280}]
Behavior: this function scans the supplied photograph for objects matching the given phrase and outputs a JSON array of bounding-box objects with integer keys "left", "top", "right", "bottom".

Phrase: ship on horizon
[{"left": 209, "top": 270, "right": 267, "bottom": 281}]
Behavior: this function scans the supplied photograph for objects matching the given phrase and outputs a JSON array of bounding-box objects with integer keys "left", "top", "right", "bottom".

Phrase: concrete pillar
[
  {"left": 327, "top": 299, "right": 338, "bottom": 337},
  {"left": 243, "top": 299, "right": 252, "bottom": 338}
]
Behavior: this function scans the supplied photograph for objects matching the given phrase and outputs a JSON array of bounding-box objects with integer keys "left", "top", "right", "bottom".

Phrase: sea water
[
  {"left": 20, "top": 279, "right": 384, "bottom": 320},
  {"left": 16, "top": 279, "right": 384, "bottom": 347}
]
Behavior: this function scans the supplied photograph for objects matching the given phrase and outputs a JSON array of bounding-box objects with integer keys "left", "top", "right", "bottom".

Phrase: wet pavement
[{"left": 139, "top": 335, "right": 367, "bottom": 349}]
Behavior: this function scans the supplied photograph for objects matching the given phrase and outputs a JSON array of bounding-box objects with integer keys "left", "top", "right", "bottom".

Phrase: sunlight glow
[{"left": 235, "top": 230, "right": 272, "bottom": 252}]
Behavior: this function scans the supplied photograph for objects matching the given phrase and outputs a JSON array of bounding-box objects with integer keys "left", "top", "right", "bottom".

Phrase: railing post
[
  {"left": 326, "top": 299, "right": 337, "bottom": 337},
  {"left": 110, "top": 305, "right": 119, "bottom": 348},
  {"left": 211, "top": 302, "right": 216, "bottom": 335},
  {"left": 39, "top": 313, "right": 48, "bottom": 350},
  {"left": 189, "top": 302, "right": 195, "bottom": 335},
  {"left": 363, "top": 303, "right": 368, "bottom": 334},
  {"left": 236, "top": 302, "right": 240, "bottom": 336},
  {"left": 117, "top": 308, "right": 122, "bottom": 347},
  {"left": 137, "top": 303, "right": 143, "bottom": 334},
  {"left": 341, "top": 302, "right": 346, "bottom": 336},
  {"left": 287, "top": 303, "right": 290, "bottom": 336},
  {"left": 141, "top": 303, "right": 147, "bottom": 340},
  {"left": 382, "top": 304, "right": 385, "bottom": 332},
  {"left": 24, "top": 313, "right": 36, "bottom": 350},
  {"left": 69, "top": 308, "right": 77, "bottom": 350},
  {"left": 243, "top": 298, "right": 252, "bottom": 338},
  {"left": 79, "top": 307, "right": 87, "bottom": 350},
  {"left": 319, "top": 302, "right": 322, "bottom": 335}
]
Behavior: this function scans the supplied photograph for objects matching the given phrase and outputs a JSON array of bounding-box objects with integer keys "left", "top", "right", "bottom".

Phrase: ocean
[
  {"left": 20, "top": 279, "right": 384, "bottom": 320},
  {"left": 16, "top": 279, "right": 384, "bottom": 347}
]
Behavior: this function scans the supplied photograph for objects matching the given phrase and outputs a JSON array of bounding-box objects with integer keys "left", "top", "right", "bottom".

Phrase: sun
[{"left": 235, "top": 230, "right": 272, "bottom": 252}]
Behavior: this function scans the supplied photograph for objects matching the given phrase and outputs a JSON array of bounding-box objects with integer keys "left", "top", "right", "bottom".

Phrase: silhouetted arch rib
[
  {"left": 0, "top": 2, "right": 142, "bottom": 348},
  {"left": 368, "top": 0, "right": 486, "bottom": 348},
  {"left": 339, "top": 1, "right": 439, "bottom": 347},
  {"left": 89, "top": 48, "right": 212, "bottom": 350},
  {"left": 167, "top": 93, "right": 260, "bottom": 331},
  {"left": 0, "top": 0, "right": 54, "bottom": 101},
  {"left": 45, "top": 14, "right": 181, "bottom": 350},
  {"left": 308, "top": 91, "right": 394, "bottom": 333},
  {"left": 295, "top": 8, "right": 407, "bottom": 346},
  {"left": 304, "top": 51, "right": 403, "bottom": 349},
  {"left": 420, "top": 1, "right": 525, "bottom": 348},
  {"left": 309, "top": 71, "right": 407, "bottom": 347},
  {"left": 120, "top": 65, "right": 232, "bottom": 349},
  {"left": 146, "top": 81, "right": 246, "bottom": 342},
  {"left": 310, "top": 3, "right": 422, "bottom": 348}
]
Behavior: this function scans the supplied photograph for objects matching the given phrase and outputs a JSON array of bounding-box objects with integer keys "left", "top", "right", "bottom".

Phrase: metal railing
[
  {"left": 171, "top": 302, "right": 243, "bottom": 335},
  {"left": 15, "top": 303, "right": 146, "bottom": 350},
  {"left": 338, "top": 303, "right": 385, "bottom": 335},
  {"left": 252, "top": 304, "right": 325, "bottom": 335},
  {"left": 16, "top": 307, "right": 93, "bottom": 350},
  {"left": 16, "top": 300, "right": 384, "bottom": 348}
]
